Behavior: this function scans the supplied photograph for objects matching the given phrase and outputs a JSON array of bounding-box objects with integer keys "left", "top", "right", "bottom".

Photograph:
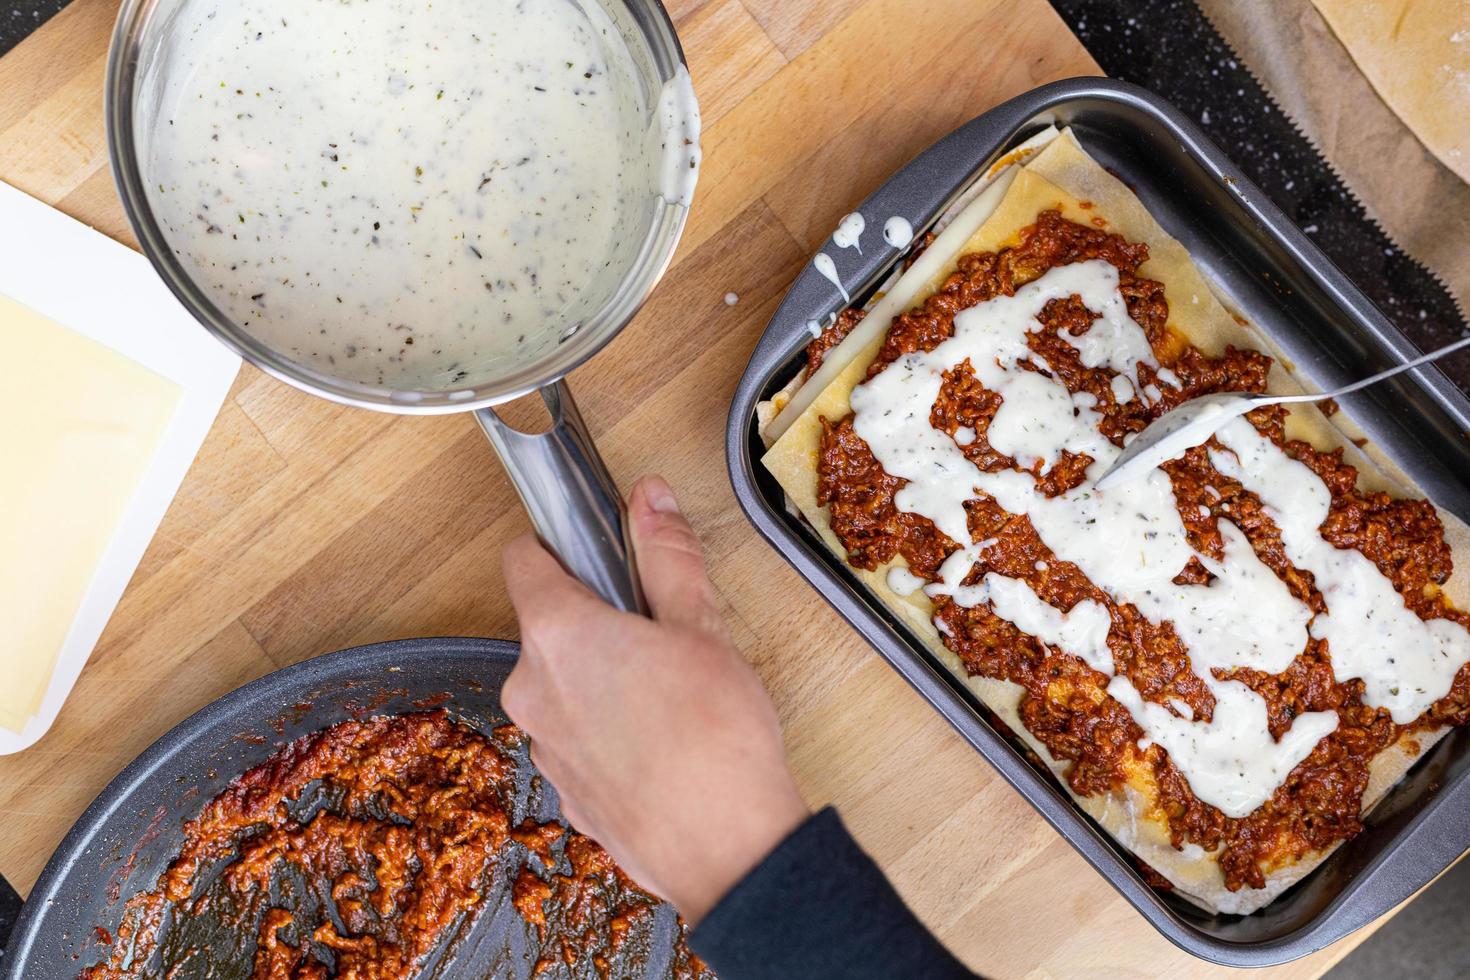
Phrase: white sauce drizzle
[
  {"left": 1107, "top": 675, "right": 1336, "bottom": 818},
  {"left": 724, "top": 292, "right": 739, "bottom": 306},
  {"left": 1139, "top": 520, "right": 1311, "bottom": 677},
  {"left": 977, "top": 570, "right": 1334, "bottom": 818},
  {"left": 812, "top": 253, "right": 850, "bottom": 303},
  {"left": 886, "top": 566, "right": 927, "bottom": 596},
  {"left": 849, "top": 258, "right": 1344, "bottom": 817},
  {"left": 924, "top": 538, "right": 997, "bottom": 606},
  {"left": 883, "top": 216, "right": 914, "bottom": 248},
  {"left": 1212, "top": 420, "right": 1470, "bottom": 722},
  {"left": 979, "top": 574, "right": 1113, "bottom": 674},
  {"left": 832, "top": 212, "right": 865, "bottom": 254}
]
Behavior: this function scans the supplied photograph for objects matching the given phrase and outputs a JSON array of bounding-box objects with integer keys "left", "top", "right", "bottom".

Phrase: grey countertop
[{"left": 0, "top": 0, "right": 68, "bottom": 59}]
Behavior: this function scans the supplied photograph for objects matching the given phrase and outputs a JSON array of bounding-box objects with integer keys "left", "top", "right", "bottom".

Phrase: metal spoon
[{"left": 1093, "top": 334, "right": 1470, "bottom": 491}]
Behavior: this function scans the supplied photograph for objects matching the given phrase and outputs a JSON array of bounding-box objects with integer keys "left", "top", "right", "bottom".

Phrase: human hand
[{"left": 500, "top": 476, "right": 809, "bottom": 926}]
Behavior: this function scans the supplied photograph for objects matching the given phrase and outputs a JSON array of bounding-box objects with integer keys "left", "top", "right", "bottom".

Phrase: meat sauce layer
[
  {"left": 81, "top": 711, "right": 711, "bottom": 979},
  {"left": 812, "top": 211, "right": 1470, "bottom": 891}
]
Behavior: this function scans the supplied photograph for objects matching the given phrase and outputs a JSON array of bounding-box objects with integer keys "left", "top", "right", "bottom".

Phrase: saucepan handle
[{"left": 475, "top": 379, "right": 647, "bottom": 614}]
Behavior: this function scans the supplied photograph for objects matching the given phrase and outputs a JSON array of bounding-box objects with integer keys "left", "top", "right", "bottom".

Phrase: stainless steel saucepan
[{"left": 105, "top": 0, "right": 699, "bottom": 613}]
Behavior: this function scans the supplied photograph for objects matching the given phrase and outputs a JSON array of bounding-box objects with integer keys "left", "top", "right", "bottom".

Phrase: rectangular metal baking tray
[{"left": 724, "top": 78, "right": 1470, "bottom": 967}]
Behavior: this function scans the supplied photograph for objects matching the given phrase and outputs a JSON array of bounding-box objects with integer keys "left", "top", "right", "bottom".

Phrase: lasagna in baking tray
[{"left": 758, "top": 129, "right": 1470, "bottom": 914}]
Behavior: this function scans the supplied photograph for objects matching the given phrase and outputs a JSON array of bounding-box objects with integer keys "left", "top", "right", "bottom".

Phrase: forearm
[{"left": 689, "top": 808, "right": 976, "bottom": 980}]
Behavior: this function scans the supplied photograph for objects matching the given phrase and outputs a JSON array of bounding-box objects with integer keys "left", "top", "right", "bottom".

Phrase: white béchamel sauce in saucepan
[{"left": 144, "top": 0, "right": 696, "bottom": 389}]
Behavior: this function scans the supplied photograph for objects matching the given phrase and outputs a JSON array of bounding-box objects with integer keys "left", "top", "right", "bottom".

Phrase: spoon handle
[{"left": 1268, "top": 334, "right": 1470, "bottom": 406}]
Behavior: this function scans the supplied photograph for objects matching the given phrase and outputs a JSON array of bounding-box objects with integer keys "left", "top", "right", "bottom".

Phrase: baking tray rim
[{"left": 724, "top": 76, "right": 1470, "bottom": 967}]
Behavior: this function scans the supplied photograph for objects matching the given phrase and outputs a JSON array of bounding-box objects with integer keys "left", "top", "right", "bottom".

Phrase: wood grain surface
[{"left": 0, "top": 0, "right": 1399, "bottom": 975}]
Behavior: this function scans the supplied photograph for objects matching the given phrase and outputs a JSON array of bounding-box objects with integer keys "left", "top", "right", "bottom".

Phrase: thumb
[{"left": 628, "top": 476, "right": 724, "bottom": 636}]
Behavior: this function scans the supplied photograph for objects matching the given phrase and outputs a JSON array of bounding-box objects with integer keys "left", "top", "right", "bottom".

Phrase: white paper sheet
[{"left": 0, "top": 181, "right": 239, "bottom": 754}]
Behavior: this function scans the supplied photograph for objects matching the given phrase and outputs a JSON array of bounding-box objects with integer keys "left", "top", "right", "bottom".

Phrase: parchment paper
[{"left": 1197, "top": 0, "right": 1470, "bottom": 319}]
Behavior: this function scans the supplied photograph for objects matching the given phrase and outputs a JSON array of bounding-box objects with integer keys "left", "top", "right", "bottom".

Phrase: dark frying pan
[{"left": 2, "top": 637, "right": 688, "bottom": 979}]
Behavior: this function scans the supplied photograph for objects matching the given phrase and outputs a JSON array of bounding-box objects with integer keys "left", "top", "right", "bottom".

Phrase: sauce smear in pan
[{"left": 80, "top": 711, "right": 711, "bottom": 979}]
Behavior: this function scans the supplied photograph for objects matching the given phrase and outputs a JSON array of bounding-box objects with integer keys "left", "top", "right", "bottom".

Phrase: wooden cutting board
[{"left": 0, "top": 0, "right": 1398, "bottom": 975}]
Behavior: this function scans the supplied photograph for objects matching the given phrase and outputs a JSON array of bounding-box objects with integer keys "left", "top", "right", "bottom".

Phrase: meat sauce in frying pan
[{"left": 80, "top": 711, "right": 711, "bottom": 979}]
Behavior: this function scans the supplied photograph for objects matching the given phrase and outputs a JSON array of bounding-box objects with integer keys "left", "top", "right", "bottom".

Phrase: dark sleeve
[{"left": 688, "top": 807, "right": 976, "bottom": 980}]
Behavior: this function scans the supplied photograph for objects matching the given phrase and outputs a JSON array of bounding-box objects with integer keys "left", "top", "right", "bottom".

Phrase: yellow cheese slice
[{"left": 0, "top": 294, "right": 180, "bottom": 732}]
